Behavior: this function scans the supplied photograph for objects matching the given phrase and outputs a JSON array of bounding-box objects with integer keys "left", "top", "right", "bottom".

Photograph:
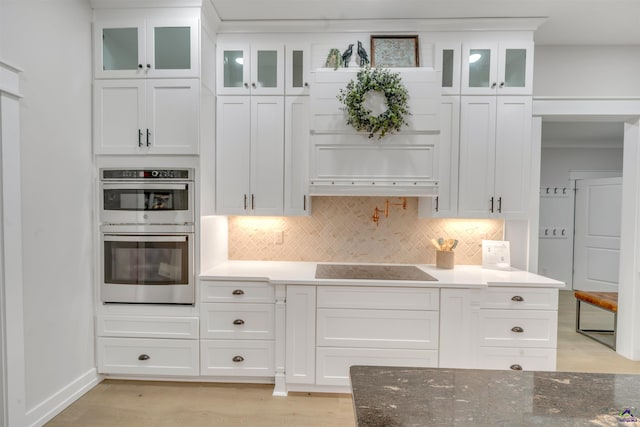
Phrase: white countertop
[{"left": 200, "top": 261, "right": 564, "bottom": 288}]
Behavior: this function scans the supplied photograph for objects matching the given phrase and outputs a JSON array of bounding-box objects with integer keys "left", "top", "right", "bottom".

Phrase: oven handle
[
  {"left": 102, "top": 234, "right": 189, "bottom": 243},
  {"left": 102, "top": 183, "right": 189, "bottom": 191}
]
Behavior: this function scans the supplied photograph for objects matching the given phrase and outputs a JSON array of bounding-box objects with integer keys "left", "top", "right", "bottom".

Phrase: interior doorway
[{"left": 537, "top": 120, "right": 624, "bottom": 290}]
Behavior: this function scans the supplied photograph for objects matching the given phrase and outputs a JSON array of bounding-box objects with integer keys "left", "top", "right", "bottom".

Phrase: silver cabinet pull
[
  {"left": 434, "top": 196, "right": 439, "bottom": 213},
  {"left": 491, "top": 82, "right": 497, "bottom": 88},
  {"left": 489, "top": 197, "right": 495, "bottom": 213},
  {"left": 138, "top": 129, "right": 143, "bottom": 147},
  {"left": 251, "top": 82, "right": 256, "bottom": 88},
  {"left": 499, "top": 82, "right": 505, "bottom": 88},
  {"left": 251, "top": 194, "right": 255, "bottom": 210},
  {"left": 511, "top": 326, "right": 524, "bottom": 333},
  {"left": 510, "top": 364, "right": 523, "bottom": 370},
  {"left": 138, "top": 354, "right": 150, "bottom": 361},
  {"left": 146, "top": 129, "right": 151, "bottom": 147},
  {"left": 233, "top": 319, "right": 245, "bottom": 325},
  {"left": 243, "top": 194, "right": 248, "bottom": 210},
  {"left": 497, "top": 197, "right": 502, "bottom": 213},
  {"left": 304, "top": 82, "right": 309, "bottom": 88},
  {"left": 232, "top": 356, "right": 244, "bottom": 363},
  {"left": 244, "top": 82, "right": 249, "bottom": 88},
  {"left": 303, "top": 195, "right": 307, "bottom": 211},
  {"left": 511, "top": 295, "right": 524, "bottom": 302},
  {"left": 232, "top": 289, "right": 244, "bottom": 296}
]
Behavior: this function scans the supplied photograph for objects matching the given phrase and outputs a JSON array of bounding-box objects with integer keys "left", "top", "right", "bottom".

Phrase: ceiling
[{"left": 208, "top": 0, "right": 640, "bottom": 45}]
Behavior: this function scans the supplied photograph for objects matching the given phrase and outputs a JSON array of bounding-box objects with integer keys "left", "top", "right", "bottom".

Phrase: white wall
[
  {"left": 1, "top": 0, "right": 97, "bottom": 424},
  {"left": 534, "top": 46, "right": 640, "bottom": 97}
]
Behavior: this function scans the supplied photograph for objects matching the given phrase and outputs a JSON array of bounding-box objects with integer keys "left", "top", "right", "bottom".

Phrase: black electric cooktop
[{"left": 315, "top": 264, "right": 437, "bottom": 281}]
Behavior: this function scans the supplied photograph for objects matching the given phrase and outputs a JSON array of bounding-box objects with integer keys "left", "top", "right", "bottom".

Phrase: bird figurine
[
  {"left": 357, "top": 41, "right": 369, "bottom": 67},
  {"left": 342, "top": 44, "right": 354, "bottom": 67}
]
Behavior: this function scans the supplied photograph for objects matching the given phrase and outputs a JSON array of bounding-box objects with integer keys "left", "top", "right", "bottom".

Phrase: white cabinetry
[
  {"left": 284, "top": 96, "right": 311, "bottom": 215},
  {"left": 94, "top": 17, "right": 199, "bottom": 79},
  {"left": 215, "top": 96, "right": 285, "bottom": 215},
  {"left": 93, "top": 79, "right": 199, "bottom": 155},
  {"left": 439, "top": 286, "right": 558, "bottom": 371},
  {"left": 286, "top": 285, "right": 439, "bottom": 390},
  {"left": 200, "top": 281, "right": 276, "bottom": 377},
  {"left": 477, "top": 287, "right": 558, "bottom": 371},
  {"left": 458, "top": 96, "right": 532, "bottom": 218},
  {"left": 461, "top": 42, "right": 533, "bottom": 95},
  {"left": 217, "top": 44, "right": 284, "bottom": 95},
  {"left": 96, "top": 315, "right": 200, "bottom": 376}
]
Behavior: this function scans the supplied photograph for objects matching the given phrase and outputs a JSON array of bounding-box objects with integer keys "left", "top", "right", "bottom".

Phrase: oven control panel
[{"left": 101, "top": 169, "right": 193, "bottom": 180}]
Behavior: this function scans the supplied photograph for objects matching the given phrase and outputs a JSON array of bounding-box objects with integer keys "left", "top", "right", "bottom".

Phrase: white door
[{"left": 573, "top": 177, "right": 622, "bottom": 291}]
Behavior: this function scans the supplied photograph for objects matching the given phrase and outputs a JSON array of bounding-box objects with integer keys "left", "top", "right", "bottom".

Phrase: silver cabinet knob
[
  {"left": 511, "top": 326, "right": 524, "bottom": 333},
  {"left": 511, "top": 296, "right": 524, "bottom": 302},
  {"left": 232, "top": 289, "right": 244, "bottom": 296},
  {"left": 138, "top": 354, "right": 150, "bottom": 361},
  {"left": 233, "top": 319, "right": 245, "bottom": 325},
  {"left": 232, "top": 356, "right": 244, "bottom": 363},
  {"left": 510, "top": 364, "right": 523, "bottom": 370}
]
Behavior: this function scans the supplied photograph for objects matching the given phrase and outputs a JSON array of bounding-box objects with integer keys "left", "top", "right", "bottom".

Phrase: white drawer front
[
  {"left": 317, "top": 286, "right": 439, "bottom": 310},
  {"left": 316, "top": 347, "right": 438, "bottom": 386},
  {"left": 479, "top": 310, "right": 557, "bottom": 348},
  {"left": 201, "top": 281, "right": 274, "bottom": 303},
  {"left": 317, "top": 309, "right": 439, "bottom": 349},
  {"left": 200, "top": 340, "right": 274, "bottom": 377},
  {"left": 97, "top": 316, "right": 199, "bottom": 339},
  {"left": 97, "top": 338, "right": 199, "bottom": 376},
  {"left": 478, "top": 347, "right": 557, "bottom": 371},
  {"left": 201, "top": 303, "right": 274, "bottom": 339},
  {"left": 482, "top": 288, "right": 558, "bottom": 310}
]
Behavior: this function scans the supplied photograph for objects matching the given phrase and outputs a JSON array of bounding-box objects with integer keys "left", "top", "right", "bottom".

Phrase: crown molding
[{"left": 217, "top": 17, "right": 547, "bottom": 34}]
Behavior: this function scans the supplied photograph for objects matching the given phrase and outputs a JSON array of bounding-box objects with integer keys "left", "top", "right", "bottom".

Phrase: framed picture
[{"left": 370, "top": 35, "right": 420, "bottom": 68}]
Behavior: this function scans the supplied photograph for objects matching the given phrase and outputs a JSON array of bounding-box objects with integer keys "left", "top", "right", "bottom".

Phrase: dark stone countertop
[{"left": 350, "top": 366, "right": 640, "bottom": 426}]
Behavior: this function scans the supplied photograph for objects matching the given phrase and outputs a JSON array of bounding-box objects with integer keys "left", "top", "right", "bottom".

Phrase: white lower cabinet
[
  {"left": 440, "top": 286, "right": 559, "bottom": 371},
  {"left": 98, "top": 337, "right": 199, "bottom": 376},
  {"left": 287, "top": 285, "right": 439, "bottom": 389},
  {"left": 200, "top": 280, "right": 276, "bottom": 378},
  {"left": 96, "top": 315, "right": 200, "bottom": 376}
]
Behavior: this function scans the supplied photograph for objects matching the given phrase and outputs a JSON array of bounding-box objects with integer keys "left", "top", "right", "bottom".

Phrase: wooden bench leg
[{"left": 575, "top": 298, "right": 616, "bottom": 350}]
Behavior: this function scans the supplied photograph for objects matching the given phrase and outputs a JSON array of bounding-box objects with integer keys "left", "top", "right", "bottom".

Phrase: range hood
[{"left": 309, "top": 68, "right": 441, "bottom": 197}]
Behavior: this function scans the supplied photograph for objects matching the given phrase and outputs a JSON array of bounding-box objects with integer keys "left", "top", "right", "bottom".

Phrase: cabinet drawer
[
  {"left": 201, "top": 303, "right": 274, "bottom": 339},
  {"left": 478, "top": 347, "right": 557, "bottom": 371},
  {"left": 479, "top": 310, "right": 557, "bottom": 348},
  {"left": 316, "top": 347, "right": 438, "bottom": 386},
  {"left": 201, "top": 281, "right": 274, "bottom": 303},
  {"left": 317, "top": 286, "right": 438, "bottom": 310},
  {"left": 200, "top": 340, "right": 274, "bottom": 377},
  {"left": 317, "top": 309, "right": 439, "bottom": 349},
  {"left": 482, "top": 287, "right": 558, "bottom": 310},
  {"left": 97, "top": 316, "right": 199, "bottom": 339},
  {"left": 97, "top": 338, "right": 199, "bottom": 376}
]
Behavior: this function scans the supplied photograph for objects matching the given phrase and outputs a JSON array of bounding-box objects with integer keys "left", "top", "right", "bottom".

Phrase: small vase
[{"left": 436, "top": 250, "right": 455, "bottom": 269}]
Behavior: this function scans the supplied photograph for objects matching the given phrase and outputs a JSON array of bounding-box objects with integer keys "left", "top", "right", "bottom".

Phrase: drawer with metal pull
[
  {"left": 200, "top": 340, "right": 275, "bottom": 377},
  {"left": 481, "top": 287, "right": 558, "bottom": 310},
  {"left": 478, "top": 309, "right": 558, "bottom": 348},
  {"left": 201, "top": 281, "right": 275, "bottom": 303},
  {"left": 97, "top": 337, "right": 199, "bottom": 376},
  {"left": 200, "top": 303, "right": 275, "bottom": 339},
  {"left": 478, "top": 347, "right": 557, "bottom": 371}
]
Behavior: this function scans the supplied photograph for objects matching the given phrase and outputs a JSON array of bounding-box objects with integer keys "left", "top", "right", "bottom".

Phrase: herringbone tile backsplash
[{"left": 228, "top": 197, "right": 504, "bottom": 265}]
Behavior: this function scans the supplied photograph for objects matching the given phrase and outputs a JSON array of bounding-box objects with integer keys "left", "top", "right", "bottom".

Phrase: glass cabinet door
[
  {"left": 435, "top": 43, "right": 461, "bottom": 95},
  {"left": 147, "top": 19, "right": 199, "bottom": 78},
  {"left": 217, "top": 45, "right": 251, "bottom": 95},
  {"left": 497, "top": 43, "right": 533, "bottom": 95},
  {"left": 251, "top": 44, "right": 284, "bottom": 95},
  {"left": 462, "top": 43, "right": 532, "bottom": 95},
  {"left": 95, "top": 22, "right": 145, "bottom": 78},
  {"left": 286, "top": 44, "right": 310, "bottom": 95}
]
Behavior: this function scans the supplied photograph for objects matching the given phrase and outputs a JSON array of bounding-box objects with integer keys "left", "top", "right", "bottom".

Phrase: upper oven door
[{"left": 101, "top": 182, "right": 194, "bottom": 224}]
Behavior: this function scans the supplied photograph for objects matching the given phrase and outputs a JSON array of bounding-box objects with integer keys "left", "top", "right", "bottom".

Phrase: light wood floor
[{"left": 46, "top": 290, "right": 640, "bottom": 427}]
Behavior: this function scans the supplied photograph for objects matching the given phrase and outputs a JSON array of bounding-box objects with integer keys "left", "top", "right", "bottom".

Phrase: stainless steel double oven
[{"left": 99, "top": 168, "right": 195, "bottom": 304}]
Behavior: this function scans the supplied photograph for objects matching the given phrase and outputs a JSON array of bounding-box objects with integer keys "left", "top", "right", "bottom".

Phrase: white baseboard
[{"left": 26, "top": 368, "right": 102, "bottom": 427}]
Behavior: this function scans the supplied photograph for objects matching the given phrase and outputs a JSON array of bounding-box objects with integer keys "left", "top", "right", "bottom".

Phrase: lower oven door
[{"left": 101, "top": 233, "right": 194, "bottom": 304}]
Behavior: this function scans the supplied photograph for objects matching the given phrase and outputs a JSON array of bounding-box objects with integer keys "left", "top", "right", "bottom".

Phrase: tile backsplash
[{"left": 228, "top": 197, "right": 504, "bottom": 265}]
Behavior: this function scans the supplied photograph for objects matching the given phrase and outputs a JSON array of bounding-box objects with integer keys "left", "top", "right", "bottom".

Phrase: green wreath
[{"left": 337, "top": 67, "right": 410, "bottom": 139}]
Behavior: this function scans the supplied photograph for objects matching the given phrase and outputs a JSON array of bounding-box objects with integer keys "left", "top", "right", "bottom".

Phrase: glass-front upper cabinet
[
  {"left": 217, "top": 44, "right": 284, "bottom": 95},
  {"left": 435, "top": 42, "right": 461, "bottom": 95},
  {"left": 95, "top": 18, "right": 199, "bottom": 79},
  {"left": 285, "top": 44, "right": 311, "bottom": 95},
  {"left": 461, "top": 42, "right": 533, "bottom": 95}
]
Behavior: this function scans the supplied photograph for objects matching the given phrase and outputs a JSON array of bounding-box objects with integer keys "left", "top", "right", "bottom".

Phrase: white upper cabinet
[
  {"left": 461, "top": 42, "right": 533, "bottom": 95},
  {"left": 284, "top": 96, "right": 311, "bottom": 215},
  {"left": 215, "top": 96, "right": 285, "bottom": 215},
  {"left": 94, "top": 18, "right": 199, "bottom": 79},
  {"left": 285, "top": 44, "right": 311, "bottom": 95},
  {"left": 94, "top": 79, "right": 199, "bottom": 155},
  {"left": 217, "top": 44, "right": 284, "bottom": 95},
  {"left": 435, "top": 42, "right": 461, "bottom": 95},
  {"left": 458, "top": 96, "right": 532, "bottom": 218}
]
